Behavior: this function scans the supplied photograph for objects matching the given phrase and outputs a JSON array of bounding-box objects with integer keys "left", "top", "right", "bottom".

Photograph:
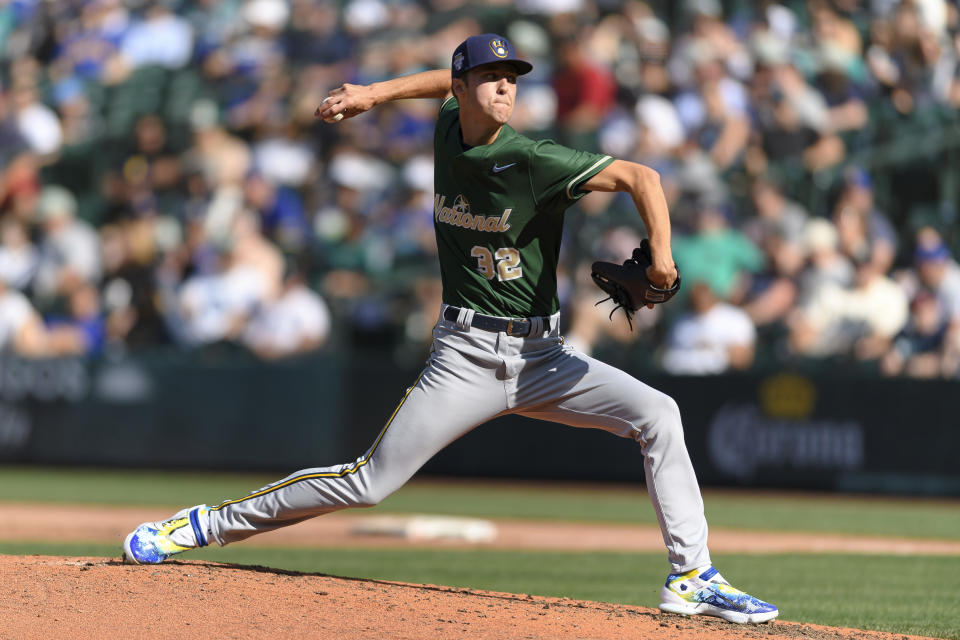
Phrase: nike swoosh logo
[{"left": 492, "top": 162, "right": 516, "bottom": 173}]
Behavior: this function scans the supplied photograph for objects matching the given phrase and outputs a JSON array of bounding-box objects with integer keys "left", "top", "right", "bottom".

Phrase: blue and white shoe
[
  {"left": 659, "top": 566, "right": 779, "bottom": 624},
  {"left": 122, "top": 505, "right": 210, "bottom": 564}
]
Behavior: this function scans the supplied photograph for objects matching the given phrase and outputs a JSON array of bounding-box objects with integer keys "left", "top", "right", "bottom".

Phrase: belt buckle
[{"left": 508, "top": 318, "right": 530, "bottom": 337}]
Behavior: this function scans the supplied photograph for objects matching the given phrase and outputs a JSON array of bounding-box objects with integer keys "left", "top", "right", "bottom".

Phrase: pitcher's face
[{"left": 455, "top": 63, "right": 518, "bottom": 126}]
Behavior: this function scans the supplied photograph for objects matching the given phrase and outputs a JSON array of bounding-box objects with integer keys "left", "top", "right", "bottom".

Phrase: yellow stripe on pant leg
[{"left": 210, "top": 369, "right": 427, "bottom": 511}]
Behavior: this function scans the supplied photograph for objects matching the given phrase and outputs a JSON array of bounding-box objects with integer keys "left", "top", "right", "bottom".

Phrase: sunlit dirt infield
[
  {"left": 3, "top": 503, "right": 951, "bottom": 639},
  {"left": 0, "top": 555, "right": 936, "bottom": 640}
]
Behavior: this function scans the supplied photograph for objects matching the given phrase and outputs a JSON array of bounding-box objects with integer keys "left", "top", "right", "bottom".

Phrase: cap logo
[
  {"left": 453, "top": 51, "right": 464, "bottom": 71},
  {"left": 489, "top": 39, "right": 508, "bottom": 58}
]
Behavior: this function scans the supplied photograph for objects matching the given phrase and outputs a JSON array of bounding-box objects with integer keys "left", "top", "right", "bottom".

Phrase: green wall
[{"left": 1, "top": 353, "right": 957, "bottom": 496}]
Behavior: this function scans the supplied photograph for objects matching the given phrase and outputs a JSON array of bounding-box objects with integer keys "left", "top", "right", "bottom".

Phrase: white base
[{"left": 351, "top": 515, "right": 497, "bottom": 543}]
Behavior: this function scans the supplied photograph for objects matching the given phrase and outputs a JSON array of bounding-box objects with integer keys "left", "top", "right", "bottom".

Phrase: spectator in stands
[
  {"left": 51, "top": 76, "right": 102, "bottom": 149},
  {"left": 744, "top": 175, "right": 809, "bottom": 247},
  {"left": 738, "top": 176, "right": 808, "bottom": 328},
  {"left": 391, "top": 155, "right": 439, "bottom": 264},
  {"left": 946, "top": 28, "right": 960, "bottom": 108},
  {"left": 0, "top": 0, "right": 957, "bottom": 373},
  {"left": 185, "top": 0, "right": 244, "bottom": 64},
  {"left": 185, "top": 99, "right": 251, "bottom": 190},
  {"left": 913, "top": 229, "right": 960, "bottom": 310},
  {"left": 44, "top": 282, "right": 107, "bottom": 357},
  {"left": 9, "top": 68, "right": 63, "bottom": 161},
  {"left": 184, "top": 101, "right": 252, "bottom": 249},
  {"left": 808, "top": 0, "right": 863, "bottom": 61},
  {"left": 242, "top": 170, "right": 310, "bottom": 253},
  {"left": 672, "top": 200, "right": 765, "bottom": 304},
  {"left": 285, "top": 0, "right": 354, "bottom": 66},
  {"left": 228, "top": 208, "right": 283, "bottom": 301},
  {"left": 0, "top": 217, "right": 38, "bottom": 291},
  {"left": 203, "top": 0, "right": 287, "bottom": 87},
  {"left": 831, "top": 166, "right": 897, "bottom": 274},
  {"left": 176, "top": 239, "right": 270, "bottom": 348},
  {"left": 880, "top": 290, "right": 952, "bottom": 378},
  {"left": 673, "top": 42, "right": 751, "bottom": 171},
  {"left": 0, "top": 85, "right": 35, "bottom": 212},
  {"left": 115, "top": 2, "right": 194, "bottom": 77},
  {"left": 814, "top": 46, "right": 869, "bottom": 140},
  {"left": 110, "top": 114, "right": 183, "bottom": 222},
  {"left": 99, "top": 221, "right": 170, "bottom": 348},
  {"left": 242, "top": 263, "right": 331, "bottom": 360},
  {"left": 31, "top": 186, "right": 102, "bottom": 308},
  {"left": 668, "top": 0, "right": 751, "bottom": 88},
  {"left": 0, "top": 157, "right": 40, "bottom": 228},
  {"left": 751, "top": 55, "right": 845, "bottom": 173},
  {"left": 741, "top": 229, "right": 805, "bottom": 331},
  {"left": 224, "top": 60, "right": 292, "bottom": 136},
  {"left": 251, "top": 120, "right": 316, "bottom": 189},
  {"left": 634, "top": 93, "right": 686, "bottom": 164},
  {"left": 796, "top": 217, "right": 854, "bottom": 307},
  {"left": 630, "top": 6, "right": 672, "bottom": 96},
  {"left": 662, "top": 279, "right": 756, "bottom": 375},
  {"left": 788, "top": 253, "right": 908, "bottom": 360},
  {"left": 867, "top": 1, "right": 942, "bottom": 113},
  {"left": 51, "top": 1, "right": 129, "bottom": 82},
  {"left": 909, "top": 228, "right": 960, "bottom": 373},
  {"left": 0, "top": 277, "right": 49, "bottom": 356},
  {"left": 551, "top": 34, "right": 617, "bottom": 145},
  {"left": 314, "top": 149, "right": 395, "bottom": 289}
]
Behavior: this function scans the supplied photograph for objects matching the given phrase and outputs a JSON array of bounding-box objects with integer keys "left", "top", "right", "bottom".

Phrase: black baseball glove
[{"left": 590, "top": 239, "right": 681, "bottom": 329}]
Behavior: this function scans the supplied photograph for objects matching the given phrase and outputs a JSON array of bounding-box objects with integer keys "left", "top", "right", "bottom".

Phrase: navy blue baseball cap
[
  {"left": 451, "top": 33, "right": 533, "bottom": 78},
  {"left": 915, "top": 240, "right": 951, "bottom": 263}
]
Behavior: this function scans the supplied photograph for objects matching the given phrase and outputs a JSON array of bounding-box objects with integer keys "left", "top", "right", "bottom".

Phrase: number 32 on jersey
[{"left": 471, "top": 246, "right": 522, "bottom": 281}]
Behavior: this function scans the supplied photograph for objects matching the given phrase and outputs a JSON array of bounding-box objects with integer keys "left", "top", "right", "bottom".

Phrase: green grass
[
  {"left": 380, "top": 483, "right": 960, "bottom": 540},
  {"left": 0, "top": 466, "right": 278, "bottom": 507},
  {"left": 1, "top": 466, "right": 958, "bottom": 539},
  {"left": 3, "top": 543, "right": 957, "bottom": 639}
]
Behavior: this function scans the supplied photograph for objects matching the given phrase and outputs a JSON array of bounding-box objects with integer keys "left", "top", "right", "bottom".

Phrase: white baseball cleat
[
  {"left": 122, "top": 505, "right": 210, "bottom": 564},
  {"left": 659, "top": 566, "right": 779, "bottom": 624}
]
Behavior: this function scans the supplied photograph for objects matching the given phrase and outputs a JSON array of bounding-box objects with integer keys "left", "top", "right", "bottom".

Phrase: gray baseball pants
[{"left": 207, "top": 305, "right": 711, "bottom": 572}]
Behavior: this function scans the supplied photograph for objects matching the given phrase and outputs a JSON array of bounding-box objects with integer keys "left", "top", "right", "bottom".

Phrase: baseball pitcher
[{"left": 123, "top": 34, "right": 778, "bottom": 625}]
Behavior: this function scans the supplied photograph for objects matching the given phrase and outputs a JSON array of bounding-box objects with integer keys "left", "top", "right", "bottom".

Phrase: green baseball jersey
[{"left": 433, "top": 96, "right": 613, "bottom": 317}]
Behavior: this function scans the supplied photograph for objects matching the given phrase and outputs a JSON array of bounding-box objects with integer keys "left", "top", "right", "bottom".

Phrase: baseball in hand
[{"left": 321, "top": 97, "right": 343, "bottom": 123}]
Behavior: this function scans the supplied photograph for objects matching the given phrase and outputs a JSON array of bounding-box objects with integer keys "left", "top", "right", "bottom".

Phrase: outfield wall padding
[{"left": 1, "top": 353, "right": 957, "bottom": 496}]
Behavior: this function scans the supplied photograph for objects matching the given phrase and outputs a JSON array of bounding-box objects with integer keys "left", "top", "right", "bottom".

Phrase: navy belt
[{"left": 443, "top": 306, "right": 544, "bottom": 337}]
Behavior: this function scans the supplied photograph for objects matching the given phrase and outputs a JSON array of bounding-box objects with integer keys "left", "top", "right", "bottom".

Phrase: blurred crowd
[{"left": 2, "top": 0, "right": 960, "bottom": 378}]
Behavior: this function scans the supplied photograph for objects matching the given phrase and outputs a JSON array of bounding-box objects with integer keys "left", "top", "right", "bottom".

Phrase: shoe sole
[{"left": 659, "top": 602, "right": 779, "bottom": 624}]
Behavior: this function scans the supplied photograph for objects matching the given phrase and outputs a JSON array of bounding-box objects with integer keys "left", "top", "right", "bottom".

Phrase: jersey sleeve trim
[
  {"left": 565, "top": 155, "right": 613, "bottom": 200},
  {"left": 440, "top": 95, "right": 457, "bottom": 111}
]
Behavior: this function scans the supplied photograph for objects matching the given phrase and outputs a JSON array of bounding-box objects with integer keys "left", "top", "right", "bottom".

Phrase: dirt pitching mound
[{"left": 1, "top": 555, "right": 930, "bottom": 640}]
